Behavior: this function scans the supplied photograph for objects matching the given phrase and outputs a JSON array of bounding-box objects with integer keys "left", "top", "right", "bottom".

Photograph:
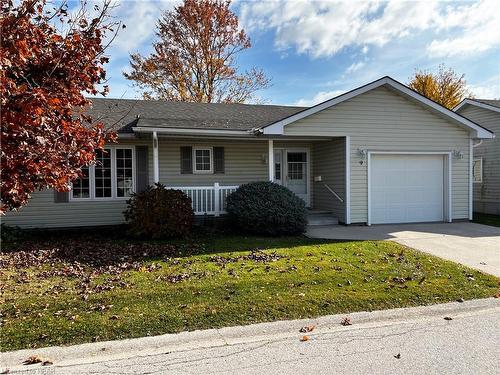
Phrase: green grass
[
  {"left": 474, "top": 212, "right": 500, "bottom": 227},
  {"left": 1, "top": 235, "right": 498, "bottom": 351}
]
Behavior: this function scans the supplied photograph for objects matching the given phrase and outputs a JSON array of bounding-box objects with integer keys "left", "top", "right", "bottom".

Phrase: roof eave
[{"left": 259, "top": 76, "right": 495, "bottom": 139}]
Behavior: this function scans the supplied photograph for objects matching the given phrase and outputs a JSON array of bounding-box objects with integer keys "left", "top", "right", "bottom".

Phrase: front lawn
[
  {"left": 1, "top": 234, "right": 498, "bottom": 351},
  {"left": 474, "top": 212, "right": 500, "bottom": 227}
]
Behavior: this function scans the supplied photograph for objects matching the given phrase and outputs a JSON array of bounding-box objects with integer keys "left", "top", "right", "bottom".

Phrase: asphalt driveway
[{"left": 307, "top": 222, "right": 500, "bottom": 277}]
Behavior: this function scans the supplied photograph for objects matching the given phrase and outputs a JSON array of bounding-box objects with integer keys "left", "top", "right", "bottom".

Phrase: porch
[{"left": 143, "top": 133, "right": 350, "bottom": 223}]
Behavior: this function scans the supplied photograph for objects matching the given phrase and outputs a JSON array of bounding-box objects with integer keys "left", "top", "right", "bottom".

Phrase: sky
[{"left": 89, "top": 0, "right": 500, "bottom": 106}]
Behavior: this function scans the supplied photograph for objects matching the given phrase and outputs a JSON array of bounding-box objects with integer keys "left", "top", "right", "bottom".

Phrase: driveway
[{"left": 307, "top": 222, "right": 500, "bottom": 277}]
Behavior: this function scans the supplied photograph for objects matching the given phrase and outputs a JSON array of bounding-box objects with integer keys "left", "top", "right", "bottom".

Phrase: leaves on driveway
[{"left": 340, "top": 317, "right": 352, "bottom": 326}]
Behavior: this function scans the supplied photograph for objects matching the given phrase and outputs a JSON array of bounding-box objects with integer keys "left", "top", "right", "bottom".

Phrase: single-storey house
[
  {"left": 454, "top": 99, "right": 500, "bottom": 215},
  {"left": 3, "top": 76, "right": 494, "bottom": 228}
]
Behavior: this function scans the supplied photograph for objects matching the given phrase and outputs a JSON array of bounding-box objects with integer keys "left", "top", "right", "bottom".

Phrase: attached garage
[{"left": 368, "top": 153, "right": 451, "bottom": 224}]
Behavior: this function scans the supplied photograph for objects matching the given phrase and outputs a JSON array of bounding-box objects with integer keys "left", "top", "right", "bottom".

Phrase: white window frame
[
  {"left": 193, "top": 147, "right": 213, "bottom": 174},
  {"left": 93, "top": 147, "right": 114, "bottom": 201},
  {"left": 473, "top": 158, "right": 483, "bottom": 184},
  {"left": 113, "top": 146, "right": 136, "bottom": 199},
  {"left": 70, "top": 146, "right": 136, "bottom": 201},
  {"left": 70, "top": 165, "right": 92, "bottom": 201}
]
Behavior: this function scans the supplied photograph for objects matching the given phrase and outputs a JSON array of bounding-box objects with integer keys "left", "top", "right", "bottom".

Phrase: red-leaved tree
[{"left": 1, "top": 0, "right": 120, "bottom": 213}]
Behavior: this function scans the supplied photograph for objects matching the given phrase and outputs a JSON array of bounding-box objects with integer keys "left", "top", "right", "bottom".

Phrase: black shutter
[
  {"left": 135, "top": 145, "right": 149, "bottom": 191},
  {"left": 54, "top": 190, "right": 69, "bottom": 203},
  {"left": 180, "top": 146, "right": 193, "bottom": 174},
  {"left": 214, "top": 147, "right": 225, "bottom": 174}
]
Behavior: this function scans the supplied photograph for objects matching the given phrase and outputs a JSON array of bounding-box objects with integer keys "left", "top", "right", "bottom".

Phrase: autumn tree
[
  {"left": 408, "top": 64, "right": 473, "bottom": 109},
  {"left": 124, "top": 0, "right": 270, "bottom": 103},
  {"left": 0, "top": 0, "right": 120, "bottom": 213}
]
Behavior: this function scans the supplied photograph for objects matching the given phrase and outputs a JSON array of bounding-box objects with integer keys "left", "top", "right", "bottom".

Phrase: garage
[{"left": 369, "top": 153, "right": 448, "bottom": 224}]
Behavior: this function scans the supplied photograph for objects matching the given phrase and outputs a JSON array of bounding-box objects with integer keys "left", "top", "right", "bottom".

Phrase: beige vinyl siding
[
  {"left": 2, "top": 139, "right": 146, "bottom": 228},
  {"left": 457, "top": 105, "right": 500, "bottom": 214},
  {"left": 2, "top": 139, "right": 273, "bottom": 228},
  {"left": 157, "top": 139, "right": 268, "bottom": 186},
  {"left": 312, "top": 139, "right": 345, "bottom": 222},
  {"left": 284, "top": 87, "right": 471, "bottom": 223}
]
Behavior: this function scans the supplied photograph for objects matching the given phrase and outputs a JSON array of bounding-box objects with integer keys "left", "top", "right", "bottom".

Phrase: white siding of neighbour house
[
  {"left": 456, "top": 105, "right": 500, "bottom": 215},
  {"left": 283, "top": 87, "right": 471, "bottom": 224}
]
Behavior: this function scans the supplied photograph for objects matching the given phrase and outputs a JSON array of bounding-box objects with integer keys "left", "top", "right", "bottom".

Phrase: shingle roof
[
  {"left": 474, "top": 99, "right": 500, "bottom": 108},
  {"left": 87, "top": 98, "right": 305, "bottom": 133}
]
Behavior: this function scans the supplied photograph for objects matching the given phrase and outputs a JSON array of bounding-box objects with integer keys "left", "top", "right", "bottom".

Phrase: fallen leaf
[
  {"left": 23, "top": 356, "right": 43, "bottom": 365},
  {"left": 494, "top": 293, "right": 500, "bottom": 298},
  {"left": 300, "top": 335, "right": 309, "bottom": 342},
  {"left": 444, "top": 316, "right": 453, "bottom": 321},
  {"left": 41, "top": 360, "right": 53, "bottom": 366},
  {"left": 299, "top": 325, "right": 316, "bottom": 333},
  {"left": 394, "top": 353, "right": 401, "bottom": 359},
  {"left": 456, "top": 298, "right": 465, "bottom": 303},
  {"left": 109, "top": 315, "right": 119, "bottom": 320},
  {"left": 341, "top": 317, "right": 352, "bottom": 326}
]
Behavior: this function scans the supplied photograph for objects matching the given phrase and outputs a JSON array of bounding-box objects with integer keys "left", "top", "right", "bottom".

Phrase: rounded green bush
[
  {"left": 226, "top": 181, "right": 307, "bottom": 235},
  {"left": 124, "top": 183, "right": 194, "bottom": 239}
]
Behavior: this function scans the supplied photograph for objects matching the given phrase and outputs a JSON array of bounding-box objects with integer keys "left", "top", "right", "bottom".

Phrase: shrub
[
  {"left": 124, "top": 183, "right": 194, "bottom": 239},
  {"left": 226, "top": 181, "right": 307, "bottom": 235}
]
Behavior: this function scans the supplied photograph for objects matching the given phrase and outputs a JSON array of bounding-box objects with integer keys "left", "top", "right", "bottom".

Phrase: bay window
[{"left": 70, "top": 147, "right": 135, "bottom": 200}]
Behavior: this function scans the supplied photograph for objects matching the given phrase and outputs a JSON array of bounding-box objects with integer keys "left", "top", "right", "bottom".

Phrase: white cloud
[
  {"left": 468, "top": 75, "right": 500, "bottom": 99},
  {"left": 295, "top": 89, "right": 345, "bottom": 107},
  {"left": 345, "top": 61, "right": 365, "bottom": 74},
  {"left": 110, "top": 0, "right": 179, "bottom": 53},
  {"left": 239, "top": 0, "right": 500, "bottom": 59}
]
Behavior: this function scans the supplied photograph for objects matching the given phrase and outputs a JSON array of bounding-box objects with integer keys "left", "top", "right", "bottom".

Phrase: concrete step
[{"left": 307, "top": 211, "right": 339, "bottom": 226}]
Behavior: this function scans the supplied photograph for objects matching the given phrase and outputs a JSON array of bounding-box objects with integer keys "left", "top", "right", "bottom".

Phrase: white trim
[
  {"left": 69, "top": 146, "right": 136, "bottom": 201},
  {"left": 283, "top": 147, "right": 311, "bottom": 207},
  {"left": 113, "top": 146, "right": 136, "bottom": 199},
  {"left": 469, "top": 139, "right": 473, "bottom": 220},
  {"left": 268, "top": 140, "right": 274, "bottom": 181},
  {"left": 260, "top": 76, "right": 494, "bottom": 139},
  {"left": 345, "top": 136, "right": 351, "bottom": 224},
  {"left": 153, "top": 131, "right": 159, "bottom": 183},
  {"left": 473, "top": 157, "right": 483, "bottom": 184},
  {"left": 367, "top": 151, "right": 452, "bottom": 225},
  {"left": 192, "top": 147, "right": 214, "bottom": 174},
  {"left": 70, "top": 165, "right": 92, "bottom": 201},
  {"left": 454, "top": 98, "right": 500, "bottom": 115}
]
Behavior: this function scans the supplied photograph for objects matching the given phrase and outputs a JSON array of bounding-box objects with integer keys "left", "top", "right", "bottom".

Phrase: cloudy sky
[{"left": 93, "top": 0, "right": 500, "bottom": 106}]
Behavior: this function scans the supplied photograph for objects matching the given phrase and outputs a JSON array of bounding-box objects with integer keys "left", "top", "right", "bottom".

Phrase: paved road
[
  {"left": 4, "top": 299, "right": 499, "bottom": 375},
  {"left": 307, "top": 222, "right": 500, "bottom": 276}
]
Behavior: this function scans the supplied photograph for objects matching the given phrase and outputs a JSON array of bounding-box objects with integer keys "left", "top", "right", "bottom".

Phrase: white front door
[
  {"left": 370, "top": 154, "right": 445, "bottom": 224},
  {"left": 285, "top": 151, "right": 309, "bottom": 206}
]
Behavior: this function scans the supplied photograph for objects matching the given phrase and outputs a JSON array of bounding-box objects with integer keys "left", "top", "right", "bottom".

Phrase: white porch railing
[{"left": 168, "top": 183, "right": 239, "bottom": 216}]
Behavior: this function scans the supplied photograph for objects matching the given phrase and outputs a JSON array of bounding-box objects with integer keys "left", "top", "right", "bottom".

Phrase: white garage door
[{"left": 370, "top": 154, "right": 444, "bottom": 224}]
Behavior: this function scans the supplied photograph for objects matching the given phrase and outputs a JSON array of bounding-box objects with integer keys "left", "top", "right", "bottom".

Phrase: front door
[{"left": 285, "top": 151, "right": 309, "bottom": 206}]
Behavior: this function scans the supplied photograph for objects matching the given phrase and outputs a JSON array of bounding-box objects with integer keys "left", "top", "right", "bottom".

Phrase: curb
[{"left": 1, "top": 298, "right": 498, "bottom": 372}]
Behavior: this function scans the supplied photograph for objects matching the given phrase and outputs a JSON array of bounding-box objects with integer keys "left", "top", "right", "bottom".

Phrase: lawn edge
[{"left": 2, "top": 297, "right": 499, "bottom": 371}]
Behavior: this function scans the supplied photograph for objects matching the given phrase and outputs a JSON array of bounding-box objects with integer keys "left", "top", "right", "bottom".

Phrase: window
[
  {"left": 71, "top": 166, "right": 90, "bottom": 199},
  {"left": 70, "top": 147, "right": 135, "bottom": 200},
  {"left": 287, "top": 152, "right": 307, "bottom": 180},
  {"left": 94, "top": 149, "right": 112, "bottom": 198},
  {"left": 194, "top": 148, "right": 213, "bottom": 173},
  {"left": 116, "top": 148, "right": 134, "bottom": 197},
  {"left": 473, "top": 158, "right": 483, "bottom": 183}
]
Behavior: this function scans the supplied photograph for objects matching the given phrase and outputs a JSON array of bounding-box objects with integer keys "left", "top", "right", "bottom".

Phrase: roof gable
[
  {"left": 454, "top": 98, "right": 500, "bottom": 114},
  {"left": 260, "top": 76, "right": 494, "bottom": 139}
]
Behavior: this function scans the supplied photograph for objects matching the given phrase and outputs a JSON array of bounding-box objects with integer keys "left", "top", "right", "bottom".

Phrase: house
[
  {"left": 3, "top": 76, "right": 494, "bottom": 228},
  {"left": 454, "top": 99, "right": 500, "bottom": 215}
]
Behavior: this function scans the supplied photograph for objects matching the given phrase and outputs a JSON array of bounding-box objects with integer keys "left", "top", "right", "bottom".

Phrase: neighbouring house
[
  {"left": 3, "top": 76, "right": 494, "bottom": 228},
  {"left": 454, "top": 99, "right": 500, "bottom": 215}
]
